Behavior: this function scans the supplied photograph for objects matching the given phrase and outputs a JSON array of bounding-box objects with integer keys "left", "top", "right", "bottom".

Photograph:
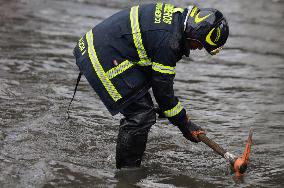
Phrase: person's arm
[{"left": 151, "top": 34, "right": 204, "bottom": 142}]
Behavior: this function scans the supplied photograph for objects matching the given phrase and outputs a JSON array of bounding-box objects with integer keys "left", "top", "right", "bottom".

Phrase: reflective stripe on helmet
[
  {"left": 164, "top": 101, "right": 183, "bottom": 117},
  {"left": 86, "top": 30, "right": 122, "bottom": 102},
  {"left": 194, "top": 12, "right": 212, "bottom": 24},
  {"left": 190, "top": 6, "right": 198, "bottom": 17},
  {"left": 206, "top": 27, "right": 218, "bottom": 46}
]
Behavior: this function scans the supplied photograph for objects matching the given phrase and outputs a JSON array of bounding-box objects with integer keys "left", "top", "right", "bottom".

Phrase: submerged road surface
[{"left": 0, "top": 0, "right": 283, "bottom": 187}]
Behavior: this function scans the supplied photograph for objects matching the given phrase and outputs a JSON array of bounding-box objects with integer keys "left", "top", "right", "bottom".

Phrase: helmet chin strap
[{"left": 183, "top": 6, "right": 194, "bottom": 31}]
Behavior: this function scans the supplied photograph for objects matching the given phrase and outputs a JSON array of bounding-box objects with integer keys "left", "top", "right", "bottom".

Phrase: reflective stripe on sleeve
[
  {"left": 164, "top": 101, "right": 183, "bottom": 117},
  {"left": 106, "top": 60, "right": 134, "bottom": 80},
  {"left": 152, "top": 62, "right": 175, "bottom": 74},
  {"left": 130, "top": 6, "right": 151, "bottom": 63},
  {"left": 86, "top": 30, "right": 122, "bottom": 102}
]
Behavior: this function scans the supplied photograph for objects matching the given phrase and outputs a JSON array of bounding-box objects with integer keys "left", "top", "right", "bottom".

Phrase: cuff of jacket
[
  {"left": 167, "top": 108, "right": 188, "bottom": 127},
  {"left": 163, "top": 101, "right": 183, "bottom": 118}
]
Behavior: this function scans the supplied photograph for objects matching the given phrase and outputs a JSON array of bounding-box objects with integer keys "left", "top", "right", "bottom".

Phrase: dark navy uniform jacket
[{"left": 73, "top": 3, "right": 190, "bottom": 126}]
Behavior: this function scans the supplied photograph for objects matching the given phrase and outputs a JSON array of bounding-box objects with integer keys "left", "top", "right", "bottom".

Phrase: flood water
[{"left": 0, "top": 0, "right": 283, "bottom": 187}]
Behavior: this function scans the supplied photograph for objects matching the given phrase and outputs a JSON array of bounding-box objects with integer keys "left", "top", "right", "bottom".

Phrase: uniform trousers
[{"left": 116, "top": 92, "right": 156, "bottom": 169}]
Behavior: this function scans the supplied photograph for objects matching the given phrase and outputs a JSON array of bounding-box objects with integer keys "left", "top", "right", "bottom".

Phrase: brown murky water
[{"left": 0, "top": 0, "right": 283, "bottom": 187}]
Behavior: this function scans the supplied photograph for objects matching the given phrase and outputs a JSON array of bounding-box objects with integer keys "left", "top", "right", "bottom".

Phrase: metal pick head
[{"left": 233, "top": 128, "right": 253, "bottom": 177}]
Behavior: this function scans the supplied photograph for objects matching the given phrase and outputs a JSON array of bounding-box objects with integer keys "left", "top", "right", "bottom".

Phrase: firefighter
[{"left": 72, "top": 3, "right": 229, "bottom": 169}]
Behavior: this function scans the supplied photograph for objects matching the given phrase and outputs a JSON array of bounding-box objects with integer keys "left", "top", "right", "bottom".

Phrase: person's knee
[
  {"left": 137, "top": 107, "right": 156, "bottom": 128},
  {"left": 120, "top": 107, "right": 156, "bottom": 133}
]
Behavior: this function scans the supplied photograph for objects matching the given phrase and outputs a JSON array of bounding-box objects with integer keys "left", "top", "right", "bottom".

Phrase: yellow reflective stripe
[
  {"left": 135, "top": 59, "right": 152, "bottom": 66},
  {"left": 106, "top": 60, "right": 134, "bottom": 80},
  {"left": 86, "top": 30, "right": 122, "bottom": 102},
  {"left": 152, "top": 62, "right": 175, "bottom": 74},
  {"left": 164, "top": 101, "right": 183, "bottom": 117},
  {"left": 194, "top": 12, "right": 212, "bottom": 24},
  {"left": 206, "top": 27, "right": 217, "bottom": 46},
  {"left": 173, "top": 7, "right": 184, "bottom": 13},
  {"left": 130, "top": 6, "right": 150, "bottom": 62},
  {"left": 190, "top": 6, "right": 198, "bottom": 17}
]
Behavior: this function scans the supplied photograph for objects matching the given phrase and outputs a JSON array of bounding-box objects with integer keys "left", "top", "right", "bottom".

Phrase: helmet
[{"left": 184, "top": 6, "right": 229, "bottom": 55}]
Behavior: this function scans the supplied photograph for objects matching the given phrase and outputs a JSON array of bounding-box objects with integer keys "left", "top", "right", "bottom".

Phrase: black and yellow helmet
[{"left": 184, "top": 6, "right": 229, "bottom": 55}]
